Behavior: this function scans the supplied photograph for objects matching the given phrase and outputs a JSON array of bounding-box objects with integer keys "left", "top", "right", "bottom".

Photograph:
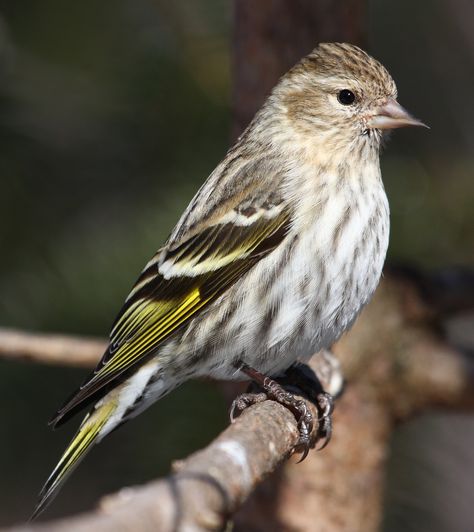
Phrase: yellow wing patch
[
  {"left": 51, "top": 207, "right": 290, "bottom": 426},
  {"left": 103, "top": 287, "right": 203, "bottom": 377}
]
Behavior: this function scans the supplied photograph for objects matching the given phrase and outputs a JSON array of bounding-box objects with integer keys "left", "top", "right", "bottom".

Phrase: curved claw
[
  {"left": 317, "top": 392, "right": 334, "bottom": 420},
  {"left": 315, "top": 402, "right": 333, "bottom": 450},
  {"left": 294, "top": 418, "right": 312, "bottom": 462},
  {"left": 296, "top": 446, "right": 310, "bottom": 463},
  {"left": 316, "top": 431, "right": 332, "bottom": 451}
]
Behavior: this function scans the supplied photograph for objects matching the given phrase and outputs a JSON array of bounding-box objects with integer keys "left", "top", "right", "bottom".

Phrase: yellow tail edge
[{"left": 31, "top": 401, "right": 116, "bottom": 521}]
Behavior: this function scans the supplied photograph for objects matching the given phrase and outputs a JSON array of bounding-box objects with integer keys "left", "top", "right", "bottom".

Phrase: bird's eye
[{"left": 337, "top": 89, "right": 356, "bottom": 105}]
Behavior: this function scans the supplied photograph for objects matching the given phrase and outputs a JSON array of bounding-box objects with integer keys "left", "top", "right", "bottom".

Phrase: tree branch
[
  {"left": 7, "top": 394, "right": 319, "bottom": 532},
  {"left": 0, "top": 328, "right": 104, "bottom": 368},
  {"left": 2, "top": 273, "right": 473, "bottom": 531}
]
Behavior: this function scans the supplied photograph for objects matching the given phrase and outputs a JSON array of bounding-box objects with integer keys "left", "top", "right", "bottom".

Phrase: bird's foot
[
  {"left": 230, "top": 363, "right": 335, "bottom": 461},
  {"left": 229, "top": 391, "right": 268, "bottom": 422},
  {"left": 279, "top": 363, "right": 335, "bottom": 453},
  {"left": 313, "top": 391, "right": 334, "bottom": 451}
]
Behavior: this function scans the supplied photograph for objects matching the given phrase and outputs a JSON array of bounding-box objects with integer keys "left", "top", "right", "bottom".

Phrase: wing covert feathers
[{"left": 50, "top": 203, "right": 290, "bottom": 427}]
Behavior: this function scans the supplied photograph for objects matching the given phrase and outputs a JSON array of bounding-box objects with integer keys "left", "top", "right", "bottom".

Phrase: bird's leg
[{"left": 230, "top": 363, "right": 321, "bottom": 460}]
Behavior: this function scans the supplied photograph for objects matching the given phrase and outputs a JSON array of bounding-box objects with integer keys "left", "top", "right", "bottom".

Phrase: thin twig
[{"left": 0, "top": 328, "right": 105, "bottom": 368}]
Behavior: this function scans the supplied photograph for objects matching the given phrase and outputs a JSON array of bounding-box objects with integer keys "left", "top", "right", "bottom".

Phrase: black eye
[{"left": 337, "top": 89, "right": 356, "bottom": 105}]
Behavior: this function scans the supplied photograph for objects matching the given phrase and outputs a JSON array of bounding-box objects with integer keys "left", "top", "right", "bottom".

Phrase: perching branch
[
  {"left": 2, "top": 272, "right": 473, "bottom": 532},
  {"left": 6, "top": 390, "right": 319, "bottom": 532}
]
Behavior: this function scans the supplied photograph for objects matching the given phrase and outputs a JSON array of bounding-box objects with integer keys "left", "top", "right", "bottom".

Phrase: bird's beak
[{"left": 368, "top": 98, "right": 428, "bottom": 130}]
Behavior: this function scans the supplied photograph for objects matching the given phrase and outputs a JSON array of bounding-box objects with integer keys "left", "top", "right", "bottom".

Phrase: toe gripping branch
[{"left": 230, "top": 362, "right": 336, "bottom": 462}]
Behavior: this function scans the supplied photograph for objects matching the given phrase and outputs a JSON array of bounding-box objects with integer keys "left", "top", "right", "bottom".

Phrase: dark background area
[{"left": 0, "top": 1, "right": 472, "bottom": 529}]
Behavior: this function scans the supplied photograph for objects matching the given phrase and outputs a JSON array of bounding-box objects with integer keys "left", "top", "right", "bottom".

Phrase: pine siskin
[{"left": 33, "top": 42, "right": 426, "bottom": 517}]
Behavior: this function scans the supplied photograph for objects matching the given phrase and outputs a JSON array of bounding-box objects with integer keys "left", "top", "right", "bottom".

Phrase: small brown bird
[{"left": 33, "top": 42, "right": 426, "bottom": 517}]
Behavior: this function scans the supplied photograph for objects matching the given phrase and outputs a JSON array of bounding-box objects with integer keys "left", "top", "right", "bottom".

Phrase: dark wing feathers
[{"left": 50, "top": 204, "right": 290, "bottom": 427}]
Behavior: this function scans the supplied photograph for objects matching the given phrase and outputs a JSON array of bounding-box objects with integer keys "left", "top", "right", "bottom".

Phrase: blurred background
[{"left": 0, "top": 0, "right": 472, "bottom": 529}]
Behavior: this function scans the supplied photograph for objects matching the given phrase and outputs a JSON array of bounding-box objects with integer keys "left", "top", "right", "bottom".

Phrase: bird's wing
[{"left": 51, "top": 184, "right": 290, "bottom": 427}]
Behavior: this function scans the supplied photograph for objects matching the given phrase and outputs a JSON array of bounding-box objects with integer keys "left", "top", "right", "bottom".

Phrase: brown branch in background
[{"left": 0, "top": 328, "right": 105, "bottom": 368}]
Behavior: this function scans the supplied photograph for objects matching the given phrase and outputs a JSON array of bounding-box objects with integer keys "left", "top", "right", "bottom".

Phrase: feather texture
[
  {"left": 34, "top": 42, "right": 425, "bottom": 519},
  {"left": 32, "top": 400, "right": 118, "bottom": 520},
  {"left": 50, "top": 199, "right": 291, "bottom": 427}
]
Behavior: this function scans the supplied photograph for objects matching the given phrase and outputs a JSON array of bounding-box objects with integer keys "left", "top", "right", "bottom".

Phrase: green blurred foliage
[
  {"left": 0, "top": 0, "right": 472, "bottom": 527},
  {"left": 369, "top": 0, "right": 474, "bottom": 268},
  {"left": 0, "top": 0, "right": 231, "bottom": 334},
  {"left": 0, "top": 0, "right": 231, "bottom": 523}
]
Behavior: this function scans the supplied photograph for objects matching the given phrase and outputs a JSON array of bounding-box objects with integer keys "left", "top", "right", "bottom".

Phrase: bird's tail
[{"left": 31, "top": 399, "right": 118, "bottom": 520}]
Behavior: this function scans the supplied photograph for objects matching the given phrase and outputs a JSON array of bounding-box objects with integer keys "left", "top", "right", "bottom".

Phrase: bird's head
[{"left": 276, "top": 43, "right": 426, "bottom": 154}]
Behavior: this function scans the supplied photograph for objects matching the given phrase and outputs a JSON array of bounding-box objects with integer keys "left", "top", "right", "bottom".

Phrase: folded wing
[{"left": 51, "top": 194, "right": 290, "bottom": 427}]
